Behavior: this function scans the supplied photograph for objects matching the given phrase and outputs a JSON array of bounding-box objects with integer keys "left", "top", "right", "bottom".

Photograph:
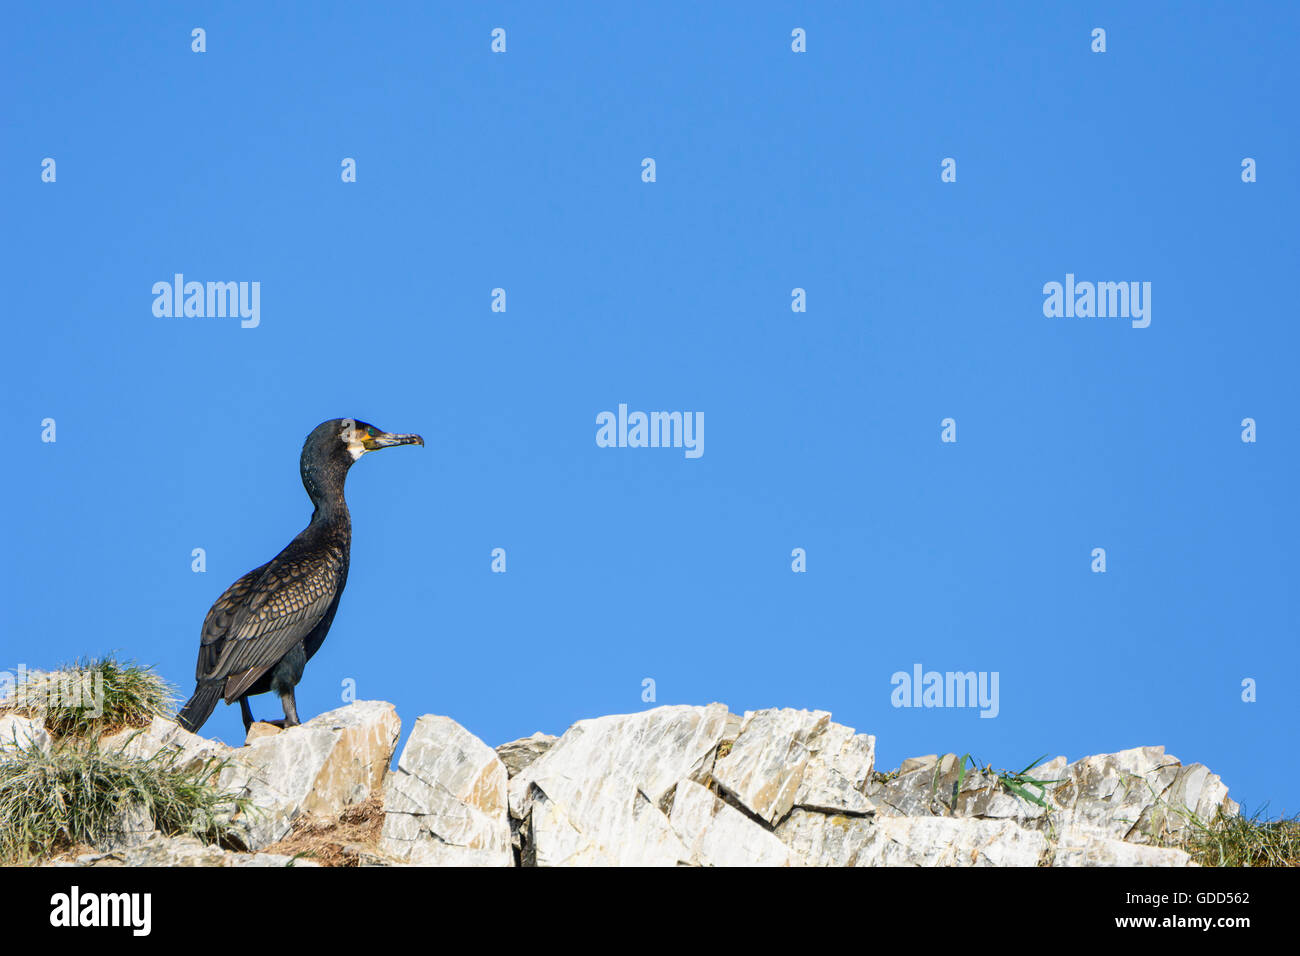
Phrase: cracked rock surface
[{"left": 45, "top": 702, "right": 1235, "bottom": 866}]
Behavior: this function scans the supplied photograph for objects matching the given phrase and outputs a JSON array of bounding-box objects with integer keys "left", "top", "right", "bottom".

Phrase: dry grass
[
  {"left": 0, "top": 738, "right": 247, "bottom": 864},
  {"left": 0, "top": 657, "right": 243, "bottom": 864},
  {"left": 260, "top": 794, "right": 387, "bottom": 866},
  {"left": 1180, "top": 807, "right": 1300, "bottom": 867}
]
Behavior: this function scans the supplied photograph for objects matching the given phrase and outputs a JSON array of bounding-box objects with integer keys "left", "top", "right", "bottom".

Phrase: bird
[{"left": 176, "top": 418, "right": 423, "bottom": 735}]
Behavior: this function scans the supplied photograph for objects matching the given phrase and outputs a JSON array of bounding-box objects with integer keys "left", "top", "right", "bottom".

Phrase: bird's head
[
  {"left": 300, "top": 418, "right": 424, "bottom": 499},
  {"left": 336, "top": 418, "right": 425, "bottom": 459}
]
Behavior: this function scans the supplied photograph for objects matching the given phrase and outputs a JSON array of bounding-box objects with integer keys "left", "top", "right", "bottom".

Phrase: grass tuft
[
  {"left": 3, "top": 654, "right": 176, "bottom": 739},
  {"left": 1179, "top": 806, "right": 1300, "bottom": 867},
  {"left": 0, "top": 737, "right": 247, "bottom": 864},
  {"left": 992, "top": 755, "right": 1062, "bottom": 810}
]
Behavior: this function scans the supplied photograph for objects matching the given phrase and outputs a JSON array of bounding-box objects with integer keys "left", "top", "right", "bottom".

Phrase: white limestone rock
[
  {"left": 794, "top": 721, "right": 876, "bottom": 815},
  {"left": 1051, "top": 825, "right": 1196, "bottom": 867},
  {"left": 56, "top": 834, "right": 319, "bottom": 867},
  {"left": 0, "top": 714, "right": 52, "bottom": 755},
  {"left": 99, "top": 716, "right": 233, "bottom": 772},
  {"left": 871, "top": 747, "right": 1237, "bottom": 851},
  {"left": 776, "top": 808, "right": 875, "bottom": 866},
  {"left": 669, "top": 780, "right": 792, "bottom": 867},
  {"left": 857, "top": 816, "right": 1048, "bottom": 867},
  {"left": 712, "top": 708, "right": 830, "bottom": 824},
  {"left": 508, "top": 703, "right": 732, "bottom": 866},
  {"left": 522, "top": 776, "right": 690, "bottom": 866},
  {"left": 1029, "top": 747, "right": 1238, "bottom": 844},
  {"left": 495, "top": 732, "right": 557, "bottom": 777},
  {"left": 780, "top": 811, "right": 1046, "bottom": 867},
  {"left": 92, "top": 802, "right": 157, "bottom": 853},
  {"left": 220, "top": 701, "right": 400, "bottom": 851},
  {"left": 380, "top": 714, "right": 512, "bottom": 866}
]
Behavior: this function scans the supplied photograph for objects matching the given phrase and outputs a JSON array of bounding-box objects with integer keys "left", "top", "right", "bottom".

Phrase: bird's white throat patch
[{"left": 340, "top": 421, "right": 368, "bottom": 460}]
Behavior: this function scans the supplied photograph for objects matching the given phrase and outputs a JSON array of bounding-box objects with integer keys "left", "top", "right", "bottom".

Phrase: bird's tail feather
[{"left": 176, "top": 682, "right": 223, "bottom": 734}]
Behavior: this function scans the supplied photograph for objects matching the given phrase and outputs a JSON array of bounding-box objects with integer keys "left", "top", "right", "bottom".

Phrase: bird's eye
[{"left": 366, "top": 427, "right": 378, "bottom": 437}]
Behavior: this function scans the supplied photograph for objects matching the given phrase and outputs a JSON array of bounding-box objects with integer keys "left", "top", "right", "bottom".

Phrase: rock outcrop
[
  {"left": 98, "top": 700, "right": 399, "bottom": 852},
  {"left": 44, "top": 701, "right": 1239, "bottom": 867},
  {"left": 379, "top": 714, "right": 512, "bottom": 866},
  {"left": 0, "top": 714, "right": 52, "bottom": 755},
  {"left": 55, "top": 835, "right": 321, "bottom": 868}
]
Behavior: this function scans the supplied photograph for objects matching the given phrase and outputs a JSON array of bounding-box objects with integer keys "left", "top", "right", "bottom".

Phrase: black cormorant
[{"left": 176, "top": 418, "right": 423, "bottom": 734}]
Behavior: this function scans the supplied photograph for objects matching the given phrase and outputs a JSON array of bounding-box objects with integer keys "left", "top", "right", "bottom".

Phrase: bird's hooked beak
[{"left": 364, "top": 431, "right": 424, "bottom": 451}]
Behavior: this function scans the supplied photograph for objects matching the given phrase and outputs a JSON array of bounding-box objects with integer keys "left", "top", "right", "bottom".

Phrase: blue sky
[{"left": 3, "top": 3, "right": 1297, "bottom": 814}]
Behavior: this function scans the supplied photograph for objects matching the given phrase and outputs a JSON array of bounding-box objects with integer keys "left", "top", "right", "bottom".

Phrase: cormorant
[{"left": 176, "top": 419, "right": 423, "bottom": 734}]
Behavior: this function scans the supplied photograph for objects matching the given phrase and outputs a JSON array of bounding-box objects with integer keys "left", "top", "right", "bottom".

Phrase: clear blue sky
[{"left": 3, "top": 3, "right": 1297, "bottom": 815}]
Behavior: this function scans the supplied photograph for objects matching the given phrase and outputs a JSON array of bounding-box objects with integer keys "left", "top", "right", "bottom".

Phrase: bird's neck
[
  {"left": 309, "top": 493, "right": 352, "bottom": 531},
  {"left": 302, "top": 459, "right": 353, "bottom": 530}
]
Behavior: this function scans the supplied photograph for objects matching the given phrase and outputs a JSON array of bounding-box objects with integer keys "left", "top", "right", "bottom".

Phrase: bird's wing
[
  {"left": 206, "top": 547, "right": 347, "bottom": 701},
  {"left": 196, "top": 562, "right": 271, "bottom": 680}
]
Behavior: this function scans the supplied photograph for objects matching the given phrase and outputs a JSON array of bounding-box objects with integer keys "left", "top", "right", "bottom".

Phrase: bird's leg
[
  {"left": 280, "top": 688, "right": 301, "bottom": 728},
  {"left": 243, "top": 696, "right": 287, "bottom": 730}
]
